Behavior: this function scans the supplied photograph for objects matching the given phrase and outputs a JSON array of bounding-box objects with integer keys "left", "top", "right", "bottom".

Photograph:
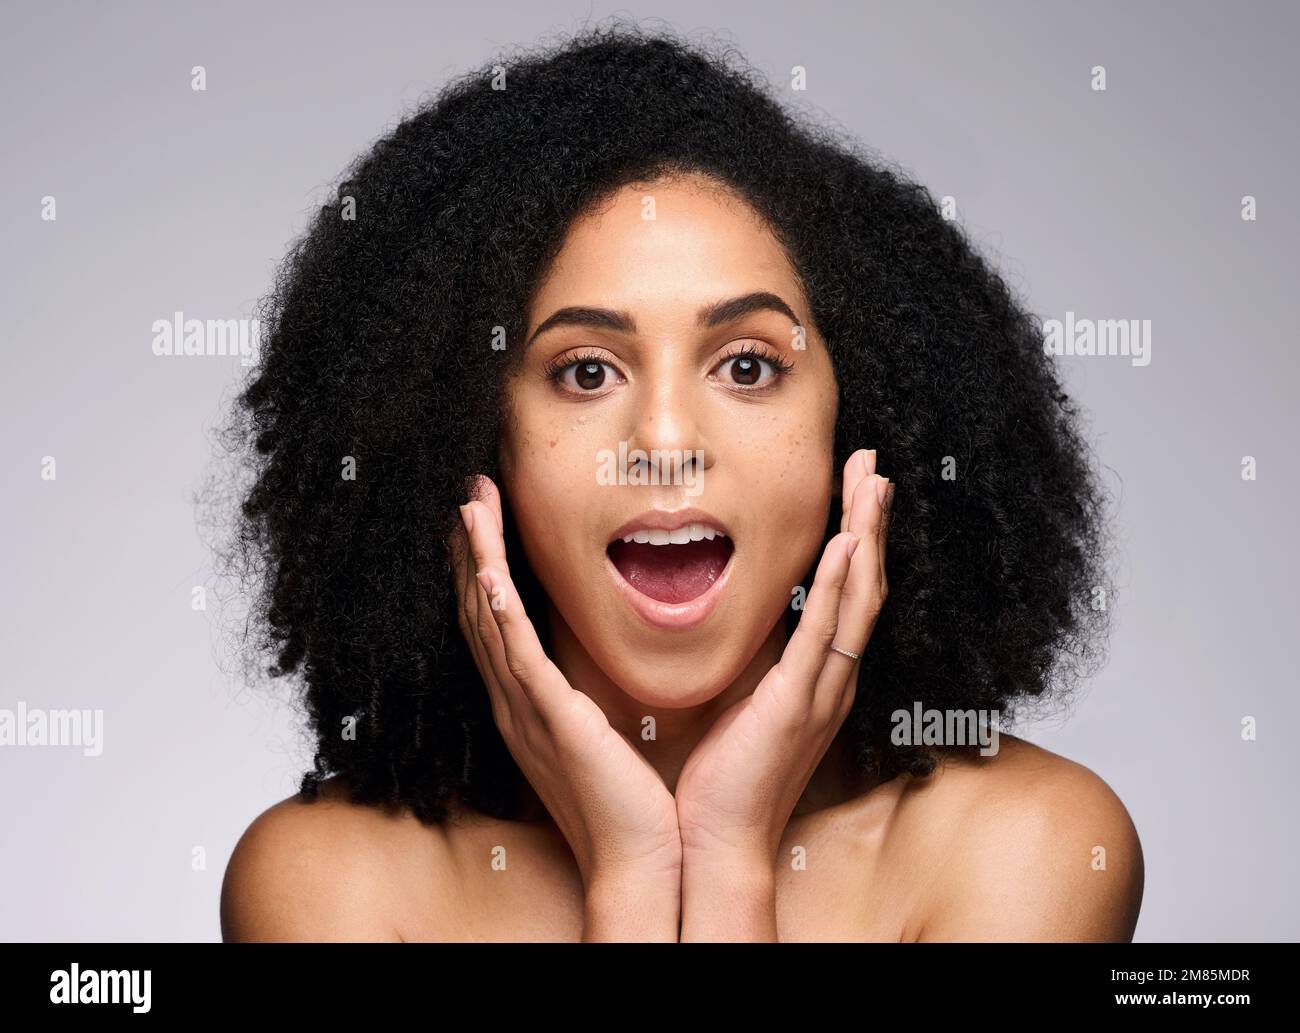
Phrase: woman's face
[{"left": 499, "top": 172, "right": 840, "bottom": 709}]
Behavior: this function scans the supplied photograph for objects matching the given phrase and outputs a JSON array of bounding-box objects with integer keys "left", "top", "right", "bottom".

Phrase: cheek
[
  {"left": 500, "top": 417, "right": 594, "bottom": 577},
  {"left": 740, "top": 401, "right": 835, "bottom": 501},
  {"left": 739, "top": 411, "right": 837, "bottom": 580},
  {"left": 755, "top": 459, "right": 833, "bottom": 580}
]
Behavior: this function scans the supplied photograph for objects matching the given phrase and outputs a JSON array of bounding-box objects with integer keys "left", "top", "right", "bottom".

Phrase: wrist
[
  {"left": 680, "top": 830, "right": 776, "bottom": 874},
  {"left": 582, "top": 867, "right": 681, "bottom": 943},
  {"left": 584, "top": 835, "right": 683, "bottom": 893},
  {"left": 679, "top": 851, "right": 777, "bottom": 941},
  {"left": 682, "top": 846, "right": 776, "bottom": 890},
  {"left": 585, "top": 857, "right": 681, "bottom": 895}
]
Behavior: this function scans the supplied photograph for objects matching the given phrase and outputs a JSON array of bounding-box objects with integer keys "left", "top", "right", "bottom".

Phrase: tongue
[{"left": 608, "top": 537, "right": 732, "bottom": 604}]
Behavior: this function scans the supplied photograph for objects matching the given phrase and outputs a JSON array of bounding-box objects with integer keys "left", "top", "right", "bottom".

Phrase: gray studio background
[{"left": 1, "top": 0, "right": 1296, "bottom": 941}]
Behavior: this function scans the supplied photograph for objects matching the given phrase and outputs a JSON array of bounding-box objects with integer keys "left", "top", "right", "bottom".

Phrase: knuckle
[
  {"left": 811, "top": 611, "right": 839, "bottom": 643},
  {"left": 817, "top": 702, "right": 849, "bottom": 733},
  {"left": 781, "top": 698, "right": 814, "bottom": 735},
  {"left": 832, "top": 564, "right": 853, "bottom": 593},
  {"left": 554, "top": 690, "right": 594, "bottom": 727},
  {"left": 505, "top": 651, "right": 532, "bottom": 686},
  {"left": 809, "top": 696, "right": 836, "bottom": 728},
  {"left": 767, "top": 679, "right": 812, "bottom": 730}
]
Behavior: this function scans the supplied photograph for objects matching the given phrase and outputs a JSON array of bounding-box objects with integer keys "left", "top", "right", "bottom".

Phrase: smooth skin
[{"left": 221, "top": 173, "right": 1143, "bottom": 942}]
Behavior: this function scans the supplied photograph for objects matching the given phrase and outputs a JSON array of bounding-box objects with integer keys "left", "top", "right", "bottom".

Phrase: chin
[
  {"left": 593, "top": 645, "right": 745, "bottom": 710},
  {"left": 577, "top": 571, "right": 793, "bottom": 712}
]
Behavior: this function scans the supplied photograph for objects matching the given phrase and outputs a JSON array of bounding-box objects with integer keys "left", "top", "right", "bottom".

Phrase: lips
[{"left": 603, "top": 508, "right": 736, "bottom": 629}]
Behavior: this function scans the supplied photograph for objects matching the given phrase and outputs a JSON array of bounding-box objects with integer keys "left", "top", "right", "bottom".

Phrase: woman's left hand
[{"left": 674, "top": 448, "right": 894, "bottom": 873}]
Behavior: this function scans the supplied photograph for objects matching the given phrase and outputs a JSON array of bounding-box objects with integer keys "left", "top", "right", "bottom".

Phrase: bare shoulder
[
  {"left": 220, "top": 774, "right": 453, "bottom": 942},
  {"left": 897, "top": 732, "right": 1144, "bottom": 941}
]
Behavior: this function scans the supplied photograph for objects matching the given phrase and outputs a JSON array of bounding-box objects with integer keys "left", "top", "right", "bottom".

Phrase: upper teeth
[{"left": 621, "top": 523, "right": 727, "bottom": 545}]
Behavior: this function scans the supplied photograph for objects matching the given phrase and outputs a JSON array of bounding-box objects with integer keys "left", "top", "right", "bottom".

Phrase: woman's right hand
[{"left": 447, "top": 475, "right": 682, "bottom": 934}]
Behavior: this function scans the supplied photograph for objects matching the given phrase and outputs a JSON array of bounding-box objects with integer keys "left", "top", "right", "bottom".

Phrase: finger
[
  {"left": 446, "top": 502, "right": 473, "bottom": 637},
  {"left": 464, "top": 479, "right": 526, "bottom": 699},
  {"left": 462, "top": 491, "right": 535, "bottom": 718},
  {"left": 849, "top": 471, "right": 888, "bottom": 594},
  {"left": 474, "top": 564, "right": 569, "bottom": 721},
  {"left": 455, "top": 499, "right": 513, "bottom": 726},
  {"left": 462, "top": 491, "right": 567, "bottom": 721},
  {"left": 471, "top": 474, "right": 507, "bottom": 542},
  {"left": 840, "top": 449, "right": 874, "bottom": 534},
  {"left": 458, "top": 503, "right": 481, "bottom": 651},
  {"left": 463, "top": 494, "right": 511, "bottom": 599},
  {"left": 777, "top": 530, "right": 861, "bottom": 700},
  {"left": 816, "top": 472, "right": 887, "bottom": 704}
]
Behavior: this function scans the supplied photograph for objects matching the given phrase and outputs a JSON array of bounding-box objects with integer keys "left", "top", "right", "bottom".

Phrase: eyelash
[{"left": 541, "top": 343, "right": 795, "bottom": 394}]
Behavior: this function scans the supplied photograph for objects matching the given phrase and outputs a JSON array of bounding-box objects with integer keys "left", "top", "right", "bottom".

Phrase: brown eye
[
  {"left": 544, "top": 353, "right": 622, "bottom": 395},
  {"left": 573, "top": 361, "right": 606, "bottom": 391},
  {"left": 715, "top": 347, "right": 790, "bottom": 389},
  {"left": 728, "top": 355, "right": 763, "bottom": 386}
]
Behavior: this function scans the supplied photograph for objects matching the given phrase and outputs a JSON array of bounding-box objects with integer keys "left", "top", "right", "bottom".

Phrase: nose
[{"left": 624, "top": 363, "right": 712, "bottom": 485}]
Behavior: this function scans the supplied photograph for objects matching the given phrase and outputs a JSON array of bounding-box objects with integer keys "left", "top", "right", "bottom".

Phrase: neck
[{"left": 511, "top": 603, "right": 863, "bottom": 823}]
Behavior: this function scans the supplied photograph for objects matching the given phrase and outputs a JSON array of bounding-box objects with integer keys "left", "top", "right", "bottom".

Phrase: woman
[{"left": 219, "top": 22, "right": 1142, "bottom": 941}]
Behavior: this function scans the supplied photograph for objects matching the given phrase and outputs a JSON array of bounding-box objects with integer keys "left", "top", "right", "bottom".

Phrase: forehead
[{"left": 526, "top": 175, "right": 805, "bottom": 329}]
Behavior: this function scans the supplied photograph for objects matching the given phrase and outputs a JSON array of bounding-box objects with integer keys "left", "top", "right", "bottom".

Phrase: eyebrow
[{"left": 525, "top": 290, "right": 802, "bottom": 349}]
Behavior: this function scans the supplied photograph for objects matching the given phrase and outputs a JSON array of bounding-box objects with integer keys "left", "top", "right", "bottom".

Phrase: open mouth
[{"left": 606, "top": 524, "right": 735, "bottom": 605}]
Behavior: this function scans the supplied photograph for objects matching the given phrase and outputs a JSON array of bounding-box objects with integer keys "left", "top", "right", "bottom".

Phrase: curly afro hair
[{"left": 224, "top": 19, "right": 1114, "bottom": 824}]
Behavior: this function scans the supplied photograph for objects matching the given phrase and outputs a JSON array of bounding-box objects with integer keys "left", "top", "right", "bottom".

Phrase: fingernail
[
  {"left": 846, "top": 534, "right": 861, "bottom": 559},
  {"left": 876, "top": 476, "right": 889, "bottom": 508},
  {"left": 865, "top": 448, "right": 878, "bottom": 475},
  {"left": 460, "top": 503, "right": 475, "bottom": 534},
  {"left": 476, "top": 569, "right": 496, "bottom": 596}
]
